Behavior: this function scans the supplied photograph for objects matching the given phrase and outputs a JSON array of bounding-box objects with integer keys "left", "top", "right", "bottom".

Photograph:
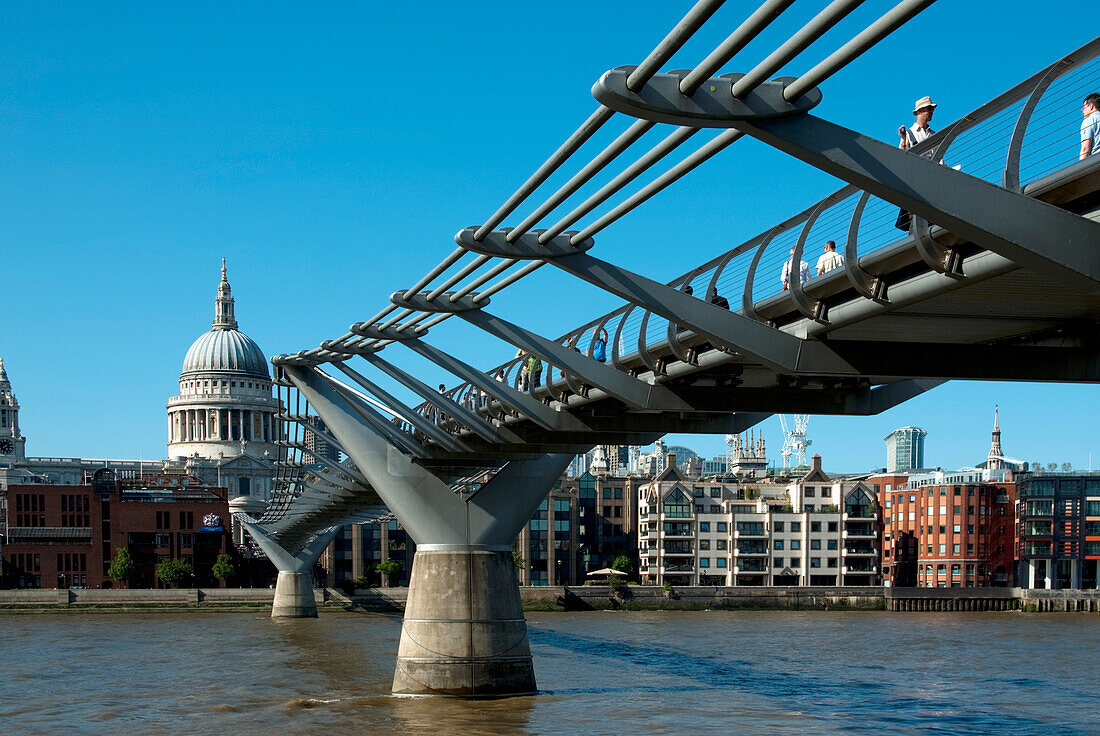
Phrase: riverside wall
[{"left": 2, "top": 586, "right": 1100, "bottom": 613}]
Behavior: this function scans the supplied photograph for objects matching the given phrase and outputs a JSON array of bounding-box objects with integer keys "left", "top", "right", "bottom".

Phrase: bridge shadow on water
[{"left": 526, "top": 625, "right": 1071, "bottom": 735}]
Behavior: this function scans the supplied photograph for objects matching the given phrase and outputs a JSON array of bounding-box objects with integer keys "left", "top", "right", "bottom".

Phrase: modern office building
[
  {"left": 1016, "top": 473, "right": 1100, "bottom": 589},
  {"left": 873, "top": 468, "right": 1015, "bottom": 588},
  {"left": 514, "top": 470, "right": 641, "bottom": 586},
  {"left": 885, "top": 426, "right": 927, "bottom": 473}
]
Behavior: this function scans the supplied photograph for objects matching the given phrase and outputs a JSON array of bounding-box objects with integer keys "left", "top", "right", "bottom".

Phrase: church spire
[
  {"left": 987, "top": 405, "right": 1004, "bottom": 470},
  {"left": 213, "top": 258, "right": 238, "bottom": 330}
]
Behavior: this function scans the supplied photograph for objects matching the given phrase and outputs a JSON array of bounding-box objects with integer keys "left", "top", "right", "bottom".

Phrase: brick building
[
  {"left": 1, "top": 472, "right": 230, "bottom": 589},
  {"left": 873, "top": 468, "right": 1015, "bottom": 588}
]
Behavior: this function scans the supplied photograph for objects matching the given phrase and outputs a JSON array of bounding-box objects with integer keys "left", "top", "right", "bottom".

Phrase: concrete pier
[
  {"left": 393, "top": 548, "right": 535, "bottom": 697},
  {"left": 272, "top": 571, "right": 319, "bottom": 618}
]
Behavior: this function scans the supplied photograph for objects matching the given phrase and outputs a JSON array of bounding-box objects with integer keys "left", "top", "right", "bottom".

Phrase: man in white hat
[{"left": 898, "top": 95, "right": 937, "bottom": 150}]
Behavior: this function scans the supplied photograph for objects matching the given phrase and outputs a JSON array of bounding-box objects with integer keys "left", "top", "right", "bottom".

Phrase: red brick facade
[
  {"left": 2, "top": 475, "right": 230, "bottom": 589},
  {"left": 873, "top": 473, "right": 1015, "bottom": 587}
]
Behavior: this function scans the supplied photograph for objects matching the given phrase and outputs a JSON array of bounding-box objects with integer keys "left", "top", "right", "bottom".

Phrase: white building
[{"left": 638, "top": 454, "right": 879, "bottom": 586}]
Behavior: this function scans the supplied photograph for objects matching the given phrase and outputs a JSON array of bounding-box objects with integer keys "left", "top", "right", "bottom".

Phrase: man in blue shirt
[{"left": 1081, "top": 93, "right": 1100, "bottom": 160}]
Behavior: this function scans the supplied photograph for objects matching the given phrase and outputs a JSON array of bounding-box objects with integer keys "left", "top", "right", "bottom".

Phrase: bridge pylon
[{"left": 284, "top": 364, "right": 573, "bottom": 697}]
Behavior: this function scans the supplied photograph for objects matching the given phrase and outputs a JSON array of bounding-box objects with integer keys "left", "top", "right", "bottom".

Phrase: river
[{"left": 1, "top": 610, "right": 1096, "bottom": 735}]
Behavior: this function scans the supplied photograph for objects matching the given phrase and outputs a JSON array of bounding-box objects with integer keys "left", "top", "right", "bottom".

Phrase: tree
[
  {"left": 156, "top": 559, "right": 194, "bottom": 588},
  {"left": 512, "top": 545, "right": 525, "bottom": 573},
  {"left": 211, "top": 554, "right": 235, "bottom": 585},
  {"left": 610, "top": 554, "right": 634, "bottom": 576},
  {"left": 1062, "top": 462, "right": 1073, "bottom": 472},
  {"left": 376, "top": 559, "right": 402, "bottom": 587},
  {"left": 1047, "top": 463, "right": 1058, "bottom": 472},
  {"left": 107, "top": 548, "right": 134, "bottom": 588}
]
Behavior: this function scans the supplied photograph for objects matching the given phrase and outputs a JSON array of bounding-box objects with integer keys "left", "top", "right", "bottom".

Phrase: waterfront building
[
  {"left": 1016, "top": 472, "right": 1100, "bottom": 589},
  {"left": 872, "top": 468, "right": 1015, "bottom": 588},
  {"left": 638, "top": 454, "right": 879, "bottom": 586},
  {"left": 515, "top": 470, "right": 641, "bottom": 586},
  {"left": 1, "top": 472, "right": 230, "bottom": 589},
  {"left": 885, "top": 426, "right": 927, "bottom": 473}
]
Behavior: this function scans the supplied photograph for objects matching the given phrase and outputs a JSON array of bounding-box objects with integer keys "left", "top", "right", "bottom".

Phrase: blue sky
[{"left": 3, "top": 1, "right": 1097, "bottom": 473}]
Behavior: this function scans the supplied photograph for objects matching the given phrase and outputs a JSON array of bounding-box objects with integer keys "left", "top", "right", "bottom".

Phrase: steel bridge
[{"left": 238, "top": 1, "right": 1100, "bottom": 697}]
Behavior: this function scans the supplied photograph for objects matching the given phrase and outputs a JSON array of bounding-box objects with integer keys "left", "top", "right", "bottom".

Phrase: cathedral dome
[
  {"left": 179, "top": 259, "right": 269, "bottom": 379},
  {"left": 182, "top": 329, "right": 269, "bottom": 378}
]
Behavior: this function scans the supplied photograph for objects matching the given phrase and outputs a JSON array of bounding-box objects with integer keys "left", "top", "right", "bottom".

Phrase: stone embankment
[{"left": 2, "top": 586, "right": 1099, "bottom": 613}]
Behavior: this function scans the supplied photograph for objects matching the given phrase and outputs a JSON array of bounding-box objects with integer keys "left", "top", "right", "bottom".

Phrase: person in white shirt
[
  {"left": 895, "top": 96, "right": 938, "bottom": 231},
  {"left": 899, "top": 95, "right": 936, "bottom": 150},
  {"left": 781, "top": 248, "right": 810, "bottom": 291},
  {"left": 815, "top": 240, "right": 844, "bottom": 275},
  {"left": 1080, "top": 93, "right": 1100, "bottom": 160}
]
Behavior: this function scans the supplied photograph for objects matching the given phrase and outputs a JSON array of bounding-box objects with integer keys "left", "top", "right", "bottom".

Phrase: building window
[
  {"left": 810, "top": 558, "right": 821, "bottom": 568},
  {"left": 700, "top": 539, "right": 711, "bottom": 550},
  {"left": 810, "top": 522, "right": 821, "bottom": 532},
  {"left": 774, "top": 521, "right": 784, "bottom": 532},
  {"left": 716, "top": 540, "right": 727, "bottom": 550},
  {"left": 700, "top": 558, "right": 710, "bottom": 568},
  {"left": 774, "top": 558, "right": 784, "bottom": 568},
  {"left": 791, "top": 540, "right": 801, "bottom": 550},
  {"left": 827, "top": 540, "right": 837, "bottom": 550},
  {"left": 791, "top": 522, "right": 801, "bottom": 532},
  {"left": 716, "top": 558, "right": 727, "bottom": 568},
  {"left": 716, "top": 522, "right": 727, "bottom": 533},
  {"left": 804, "top": 487, "right": 815, "bottom": 497},
  {"left": 710, "top": 488, "right": 721, "bottom": 498},
  {"left": 810, "top": 540, "right": 821, "bottom": 550},
  {"left": 700, "top": 522, "right": 710, "bottom": 532},
  {"left": 774, "top": 540, "right": 784, "bottom": 550}
]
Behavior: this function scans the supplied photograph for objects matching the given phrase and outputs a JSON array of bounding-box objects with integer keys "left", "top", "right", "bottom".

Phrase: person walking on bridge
[
  {"left": 895, "top": 96, "right": 938, "bottom": 230},
  {"left": 780, "top": 248, "right": 809, "bottom": 291},
  {"left": 1081, "top": 93, "right": 1100, "bottom": 159},
  {"left": 816, "top": 240, "right": 844, "bottom": 275},
  {"left": 899, "top": 95, "right": 936, "bottom": 150}
]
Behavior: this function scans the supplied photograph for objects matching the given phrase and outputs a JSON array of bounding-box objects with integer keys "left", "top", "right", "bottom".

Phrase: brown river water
[{"left": 0, "top": 610, "right": 1096, "bottom": 735}]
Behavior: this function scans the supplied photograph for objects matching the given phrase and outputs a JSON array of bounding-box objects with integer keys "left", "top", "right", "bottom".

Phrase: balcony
[
  {"left": 844, "top": 546, "right": 877, "bottom": 556},
  {"left": 662, "top": 564, "right": 695, "bottom": 573},
  {"left": 662, "top": 542, "right": 694, "bottom": 556},
  {"left": 737, "top": 559, "right": 768, "bottom": 572},
  {"left": 844, "top": 563, "right": 877, "bottom": 574},
  {"left": 662, "top": 523, "right": 694, "bottom": 538},
  {"left": 735, "top": 542, "right": 769, "bottom": 555},
  {"left": 843, "top": 525, "right": 876, "bottom": 538}
]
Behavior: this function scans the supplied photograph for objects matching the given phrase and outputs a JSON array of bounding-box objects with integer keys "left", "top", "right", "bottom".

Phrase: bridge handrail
[{"left": 418, "top": 35, "right": 1100, "bottom": 426}]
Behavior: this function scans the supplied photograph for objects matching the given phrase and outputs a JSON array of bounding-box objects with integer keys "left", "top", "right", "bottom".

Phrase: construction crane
[{"left": 780, "top": 415, "right": 811, "bottom": 470}]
